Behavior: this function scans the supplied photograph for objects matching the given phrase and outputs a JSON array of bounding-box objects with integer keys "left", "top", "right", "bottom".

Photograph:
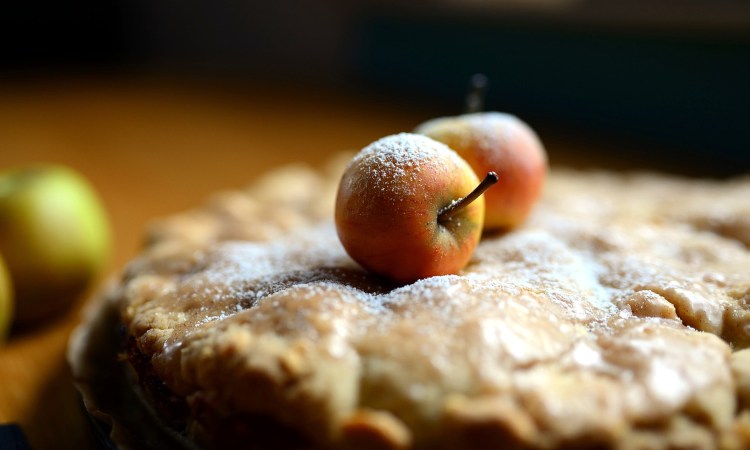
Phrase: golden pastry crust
[{"left": 104, "top": 157, "right": 750, "bottom": 449}]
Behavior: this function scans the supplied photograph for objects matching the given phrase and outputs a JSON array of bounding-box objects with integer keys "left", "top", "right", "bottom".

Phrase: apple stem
[
  {"left": 464, "top": 73, "right": 488, "bottom": 114},
  {"left": 438, "top": 172, "right": 499, "bottom": 223}
]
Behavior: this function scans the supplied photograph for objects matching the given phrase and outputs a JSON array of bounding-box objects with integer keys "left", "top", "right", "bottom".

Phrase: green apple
[
  {"left": 0, "top": 253, "right": 13, "bottom": 341},
  {"left": 0, "top": 165, "right": 111, "bottom": 324}
]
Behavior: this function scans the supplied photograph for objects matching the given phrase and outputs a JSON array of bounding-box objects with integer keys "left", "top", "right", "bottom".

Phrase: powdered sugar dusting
[
  {"left": 174, "top": 223, "right": 359, "bottom": 317},
  {"left": 346, "top": 133, "right": 467, "bottom": 199},
  {"left": 416, "top": 112, "right": 529, "bottom": 156},
  {"left": 202, "top": 223, "right": 347, "bottom": 290}
]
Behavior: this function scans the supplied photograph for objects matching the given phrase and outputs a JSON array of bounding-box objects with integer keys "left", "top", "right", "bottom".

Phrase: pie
[{"left": 69, "top": 154, "right": 750, "bottom": 449}]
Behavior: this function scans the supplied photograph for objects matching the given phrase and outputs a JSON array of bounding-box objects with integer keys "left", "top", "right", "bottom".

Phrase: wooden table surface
[{"left": 0, "top": 76, "right": 663, "bottom": 449}]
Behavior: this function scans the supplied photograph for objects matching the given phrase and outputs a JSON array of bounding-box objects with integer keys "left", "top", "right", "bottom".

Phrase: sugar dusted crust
[{"left": 114, "top": 156, "right": 750, "bottom": 449}]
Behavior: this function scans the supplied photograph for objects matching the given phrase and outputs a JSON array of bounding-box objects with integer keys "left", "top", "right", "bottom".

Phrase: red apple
[
  {"left": 415, "top": 112, "right": 547, "bottom": 231},
  {"left": 335, "top": 133, "right": 496, "bottom": 284}
]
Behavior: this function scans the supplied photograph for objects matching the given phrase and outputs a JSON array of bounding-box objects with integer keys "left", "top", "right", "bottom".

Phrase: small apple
[
  {"left": 0, "top": 253, "right": 13, "bottom": 342},
  {"left": 415, "top": 111, "right": 547, "bottom": 231},
  {"left": 335, "top": 133, "right": 497, "bottom": 284},
  {"left": 0, "top": 165, "right": 111, "bottom": 324}
]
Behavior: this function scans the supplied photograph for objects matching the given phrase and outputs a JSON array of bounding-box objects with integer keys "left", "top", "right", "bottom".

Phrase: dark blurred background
[{"left": 1, "top": 0, "right": 749, "bottom": 174}]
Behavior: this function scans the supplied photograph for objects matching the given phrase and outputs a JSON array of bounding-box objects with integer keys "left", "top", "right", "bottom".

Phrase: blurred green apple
[
  {"left": 0, "top": 165, "right": 111, "bottom": 325},
  {"left": 0, "top": 253, "right": 13, "bottom": 341}
]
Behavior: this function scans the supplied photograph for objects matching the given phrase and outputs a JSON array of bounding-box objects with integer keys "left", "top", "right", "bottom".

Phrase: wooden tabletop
[{"left": 0, "top": 76, "right": 677, "bottom": 449}]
